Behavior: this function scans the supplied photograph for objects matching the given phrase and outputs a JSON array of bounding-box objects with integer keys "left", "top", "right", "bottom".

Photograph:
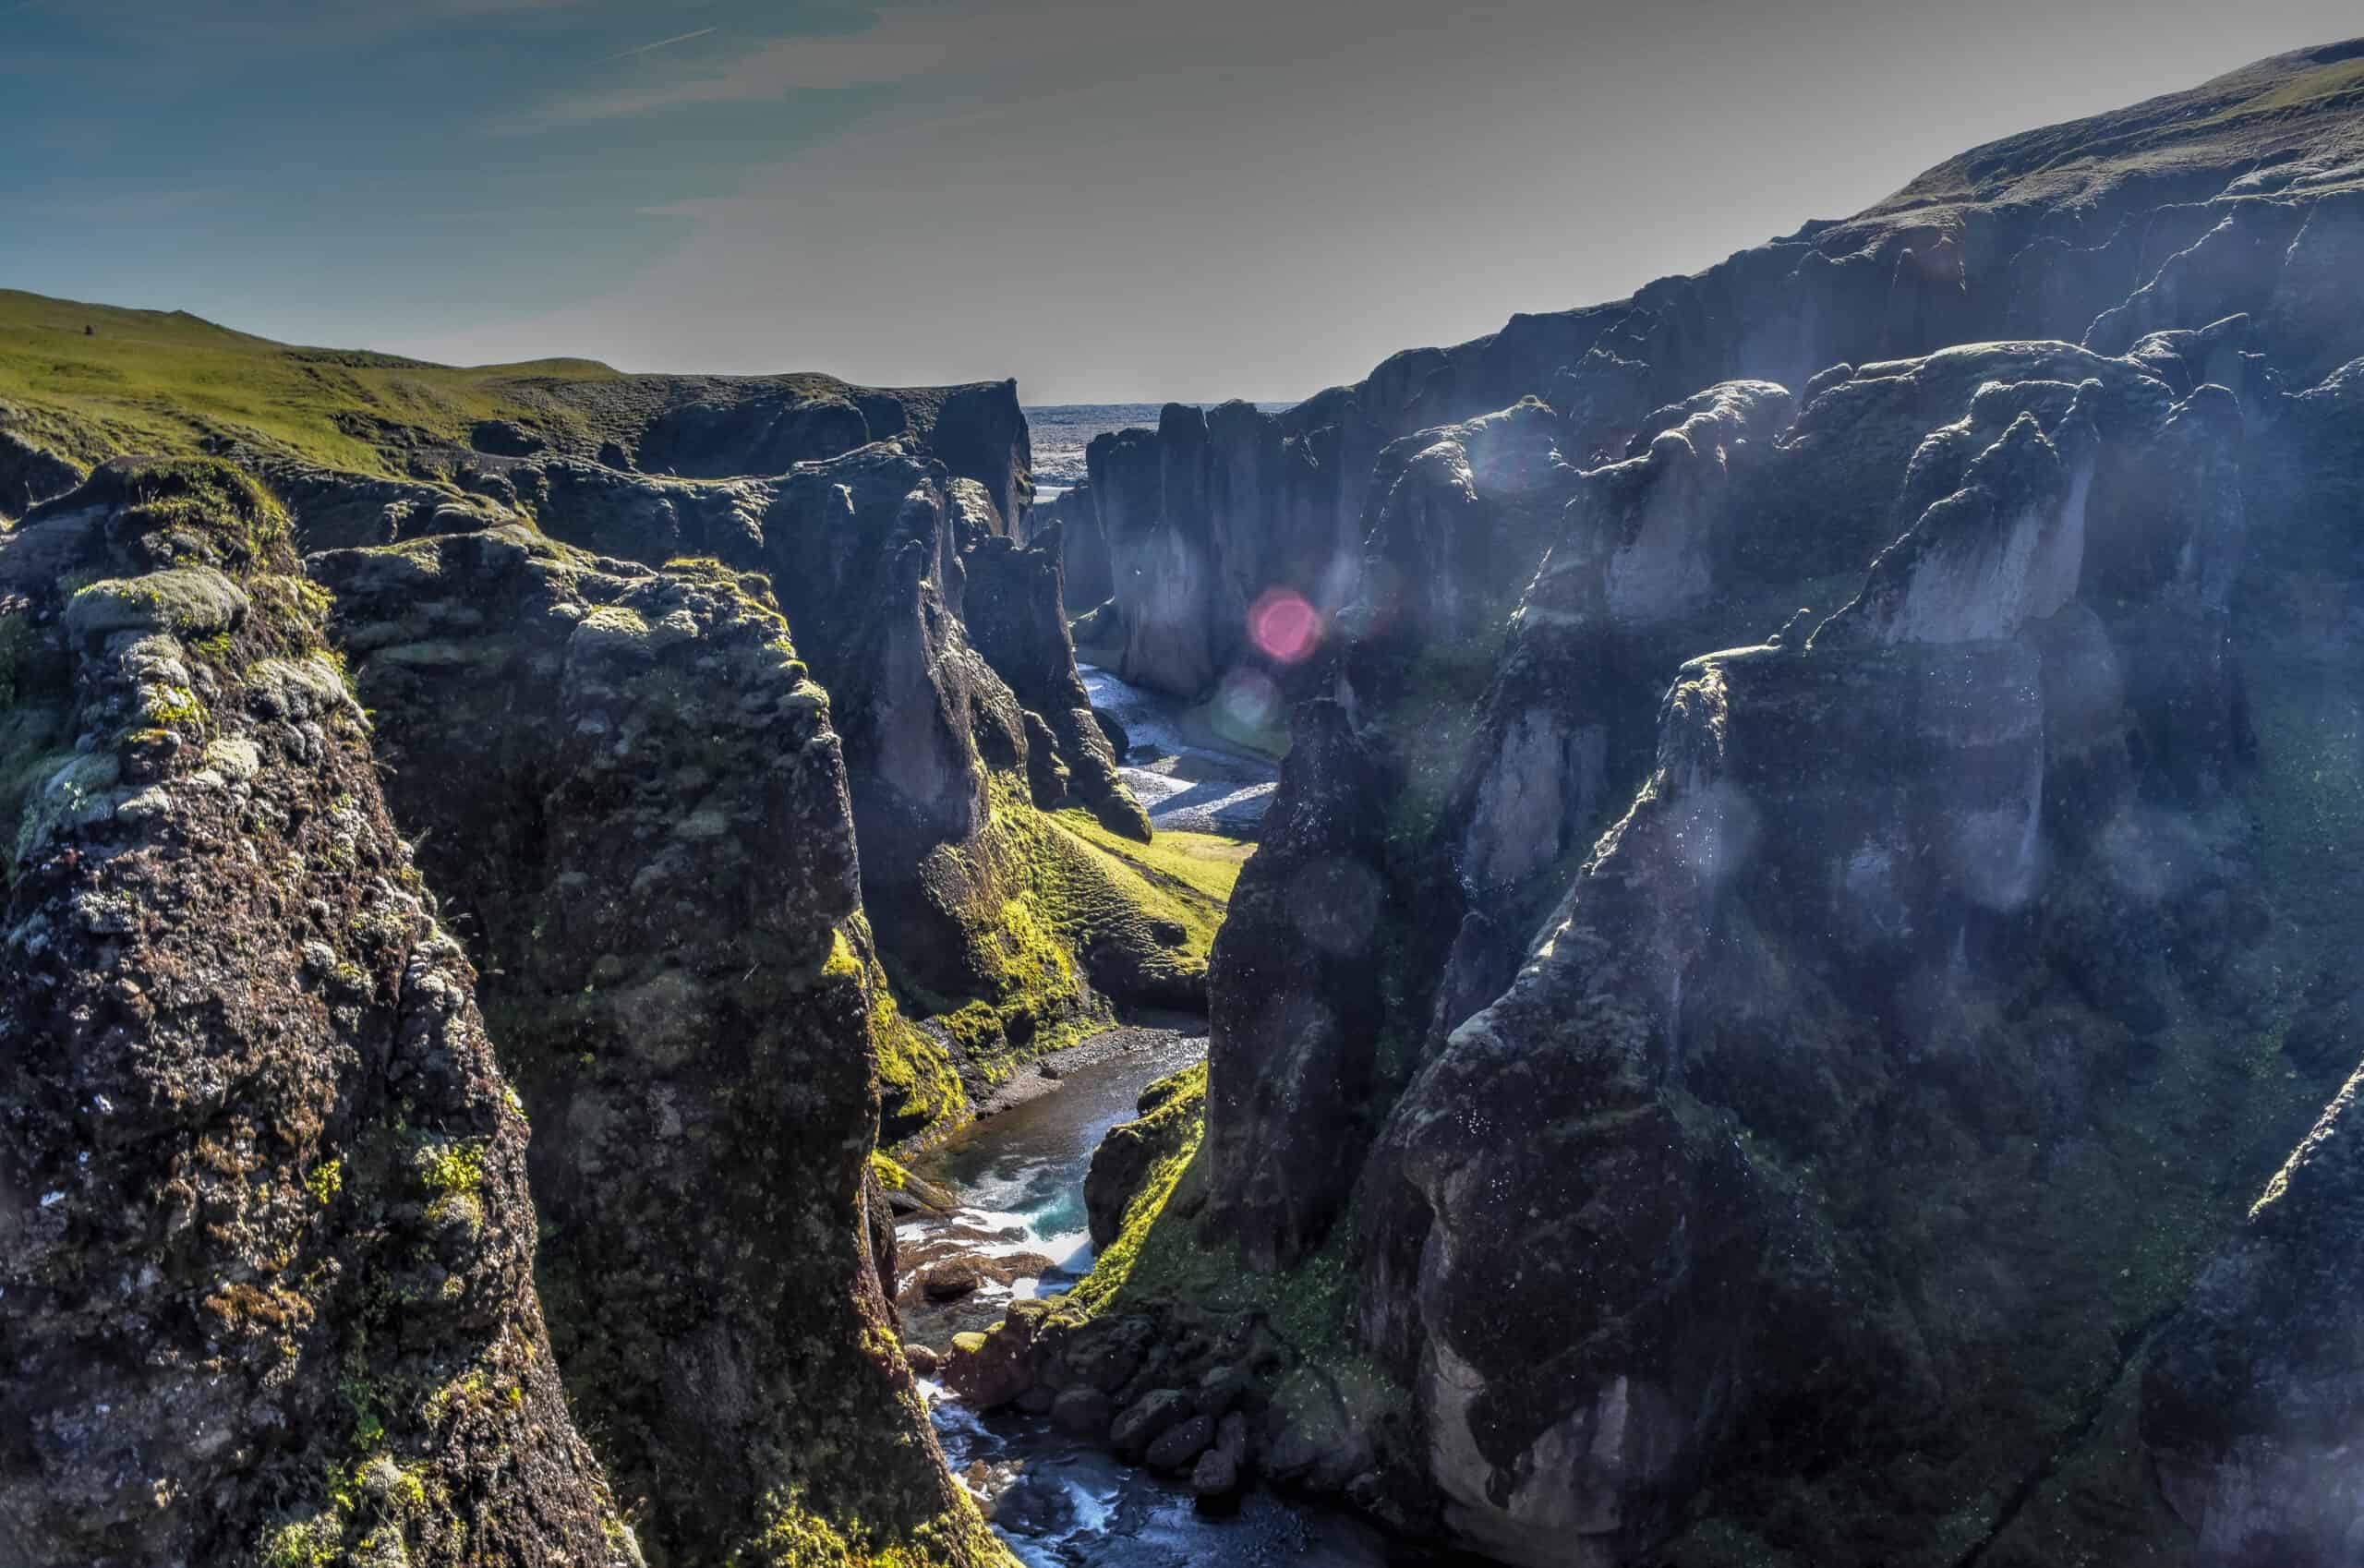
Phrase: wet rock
[
  {"left": 1052, "top": 1385, "right": 1115, "bottom": 1439},
  {"left": 1049, "top": 1316, "right": 1150, "bottom": 1393},
  {"left": 1146, "top": 1413, "right": 1218, "bottom": 1473},
  {"left": 922, "top": 1258, "right": 990, "bottom": 1300},
  {"left": 1196, "top": 1366, "right": 1251, "bottom": 1417},
  {"left": 904, "top": 1343, "right": 945, "bottom": 1378},
  {"left": 947, "top": 1328, "right": 1035, "bottom": 1411},
  {"left": 1110, "top": 1388, "right": 1195, "bottom": 1459},
  {"left": 1191, "top": 1448, "right": 1241, "bottom": 1499},
  {"left": 946, "top": 1297, "right": 1060, "bottom": 1411}
]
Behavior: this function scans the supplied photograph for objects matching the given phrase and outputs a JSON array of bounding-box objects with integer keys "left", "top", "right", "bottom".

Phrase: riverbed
[
  {"left": 1080, "top": 664, "right": 1278, "bottom": 838},
  {"left": 899, "top": 1035, "right": 1465, "bottom": 1568}
]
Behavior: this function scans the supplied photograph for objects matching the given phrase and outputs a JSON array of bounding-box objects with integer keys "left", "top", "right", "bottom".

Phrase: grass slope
[
  {"left": 0, "top": 287, "right": 964, "bottom": 486},
  {"left": 0, "top": 288, "right": 625, "bottom": 476}
]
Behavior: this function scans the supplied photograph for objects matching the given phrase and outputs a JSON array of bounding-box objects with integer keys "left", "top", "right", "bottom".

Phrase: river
[
  {"left": 1079, "top": 663, "right": 1279, "bottom": 838},
  {"left": 901, "top": 1037, "right": 1457, "bottom": 1568},
  {"left": 892, "top": 668, "right": 1453, "bottom": 1565}
]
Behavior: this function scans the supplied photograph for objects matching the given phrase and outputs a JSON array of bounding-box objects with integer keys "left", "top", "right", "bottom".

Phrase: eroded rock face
[
  {"left": 963, "top": 529, "right": 1151, "bottom": 839},
  {"left": 432, "top": 438, "right": 1172, "bottom": 1099},
  {"left": 0, "top": 462, "right": 640, "bottom": 1568},
  {"left": 1194, "top": 78, "right": 2364, "bottom": 1544},
  {"left": 1356, "top": 581, "right": 2265, "bottom": 1564},
  {"left": 1815, "top": 399, "right": 2098, "bottom": 647},
  {"left": 306, "top": 526, "right": 999, "bottom": 1565},
  {"left": 1351, "top": 399, "right": 1578, "bottom": 651},
  {"left": 1204, "top": 701, "right": 1396, "bottom": 1268},
  {"left": 1067, "top": 398, "right": 1376, "bottom": 699},
  {"left": 2144, "top": 1069, "right": 2364, "bottom": 1564}
]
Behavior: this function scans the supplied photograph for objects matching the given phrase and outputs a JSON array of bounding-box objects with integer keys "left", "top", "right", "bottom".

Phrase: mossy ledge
[{"left": 941, "top": 1064, "right": 1425, "bottom": 1528}]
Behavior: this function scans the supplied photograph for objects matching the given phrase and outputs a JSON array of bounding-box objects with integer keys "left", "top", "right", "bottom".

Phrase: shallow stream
[
  {"left": 902, "top": 1038, "right": 1455, "bottom": 1567},
  {"left": 1080, "top": 664, "right": 1278, "bottom": 838}
]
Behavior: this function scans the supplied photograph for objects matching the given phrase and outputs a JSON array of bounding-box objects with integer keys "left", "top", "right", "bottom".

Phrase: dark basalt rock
[
  {"left": 0, "top": 462, "right": 640, "bottom": 1568},
  {"left": 1031, "top": 479, "right": 1116, "bottom": 613},
  {"left": 305, "top": 526, "right": 995, "bottom": 1564},
  {"left": 1175, "top": 46, "right": 2364, "bottom": 1562},
  {"left": 2144, "top": 1070, "right": 2364, "bottom": 1564},
  {"left": 1084, "top": 1065, "right": 1206, "bottom": 1250},
  {"left": 1204, "top": 700, "right": 1399, "bottom": 1267},
  {"left": 963, "top": 529, "right": 1151, "bottom": 839},
  {"left": 467, "top": 417, "right": 546, "bottom": 457}
]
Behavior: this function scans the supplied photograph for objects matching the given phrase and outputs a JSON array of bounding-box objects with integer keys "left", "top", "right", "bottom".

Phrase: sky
[{"left": 3, "top": 0, "right": 2361, "bottom": 403}]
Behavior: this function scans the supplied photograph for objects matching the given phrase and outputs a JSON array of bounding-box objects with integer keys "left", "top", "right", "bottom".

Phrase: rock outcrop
[
  {"left": 306, "top": 527, "right": 1000, "bottom": 1564},
  {"left": 0, "top": 462, "right": 641, "bottom": 1567},
  {"left": 230, "top": 403, "right": 1170, "bottom": 1130},
  {"left": 1165, "top": 39, "right": 2364, "bottom": 1568},
  {"left": 0, "top": 424, "right": 86, "bottom": 521}
]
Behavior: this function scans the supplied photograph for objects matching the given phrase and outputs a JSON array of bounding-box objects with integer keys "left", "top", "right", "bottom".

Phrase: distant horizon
[{"left": 6, "top": 4, "right": 2360, "bottom": 403}]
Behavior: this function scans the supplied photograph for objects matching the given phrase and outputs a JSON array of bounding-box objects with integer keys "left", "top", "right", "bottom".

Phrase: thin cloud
[
  {"left": 598, "top": 25, "right": 717, "bottom": 63},
  {"left": 508, "top": 0, "right": 1152, "bottom": 127}
]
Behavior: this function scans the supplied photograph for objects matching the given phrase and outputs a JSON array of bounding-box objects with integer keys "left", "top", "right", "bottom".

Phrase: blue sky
[
  {"left": 4, "top": 1, "right": 886, "bottom": 332},
  {"left": 5, "top": 1, "right": 2362, "bottom": 401}
]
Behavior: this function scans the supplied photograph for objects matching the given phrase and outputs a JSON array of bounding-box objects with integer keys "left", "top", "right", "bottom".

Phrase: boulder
[
  {"left": 1051, "top": 1386, "right": 1115, "bottom": 1439},
  {"left": 1190, "top": 1449, "right": 1241, "bottom": 1500},
  {"left": 1110, "top": 1389, "right": 1195, "bottom": 1459},
  {"left": 1145, "top": 1414, "right": 1218, "bottom": 1473}
]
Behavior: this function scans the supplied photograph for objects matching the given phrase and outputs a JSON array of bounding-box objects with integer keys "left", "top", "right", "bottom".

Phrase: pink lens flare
[{"left": 1248, "top": 588, "right": 1322, "bottom": 665}]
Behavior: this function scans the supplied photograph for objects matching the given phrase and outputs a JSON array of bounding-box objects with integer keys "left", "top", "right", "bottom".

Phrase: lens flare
[
  {"left": 1213, "top": 669, "right": 1281, "bottom": 743},
  {"left": 1248, "top": 587, "right": 1322, "bottom": 665}
]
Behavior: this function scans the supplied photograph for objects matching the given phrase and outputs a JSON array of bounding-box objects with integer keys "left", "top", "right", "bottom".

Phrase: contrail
[{"left": 599, "top": 26, "right": 718, "bottom": 63}]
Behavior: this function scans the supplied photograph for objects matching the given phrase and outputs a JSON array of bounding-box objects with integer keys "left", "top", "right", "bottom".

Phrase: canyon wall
[
  {"left": 1168, "top": 39, "right": 2364, "bottom": 1568},
  {"left": 0, "top": 368, "right": 1149, "bottom": 1562}
]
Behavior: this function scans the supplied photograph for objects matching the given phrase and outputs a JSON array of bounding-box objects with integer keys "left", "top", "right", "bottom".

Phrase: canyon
[{"left": 6, "top": 33, "right": 2364, "bottom": 1568}]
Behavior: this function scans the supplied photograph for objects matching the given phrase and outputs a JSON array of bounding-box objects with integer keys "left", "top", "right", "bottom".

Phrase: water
[
  {"left": 903, "top": 1036, "right": 1466, "bottom": 1568},
  {"left": 900, "top": 1031, "right": 1207, "bottom": 1331},
  {"left": 1080, "top": 664, "right": 1278, "bottom": 838}
]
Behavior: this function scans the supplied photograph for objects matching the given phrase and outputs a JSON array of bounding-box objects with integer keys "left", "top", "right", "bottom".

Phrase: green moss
[
  {"left": 257, "top": 1514, "right": 343, "bottom": 1568},
  {"left": 305, "top": 1158, "right": 344, "bottom": 1206},
  {"left": 874, "top": 988, "right": 964, "bottom": 1149},
  {"left": 731, "top": 1486, "right": 1012, "bottom": 1568},
  {"left": 1065, "top": 1064, "right": 1209, "bottom": 1317},
  {"left": 1051, "top": 809, "right": 1255, "bottom": 913},
  {"left": 1383, "top": 635, "right": 1502, "bottom": 848}
]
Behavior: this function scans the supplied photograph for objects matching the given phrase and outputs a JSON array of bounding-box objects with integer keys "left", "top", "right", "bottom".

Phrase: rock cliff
[
  {"left": 0, "top": 462, "right": 643, "bottom": 1567},
  {"left": 1123, "top": 38, "right": 2364, "bottom": 1568},
  {"left": 304, "top": 529, "right": 998, "bottom": 1563},
  {"left": 0, "top": 423, "right": 1116, "bottom": 1559}
]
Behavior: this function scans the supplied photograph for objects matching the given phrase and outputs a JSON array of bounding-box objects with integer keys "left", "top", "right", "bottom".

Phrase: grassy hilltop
[{"left": 0, "top": 288, "right": 976, "bottom": 487}]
